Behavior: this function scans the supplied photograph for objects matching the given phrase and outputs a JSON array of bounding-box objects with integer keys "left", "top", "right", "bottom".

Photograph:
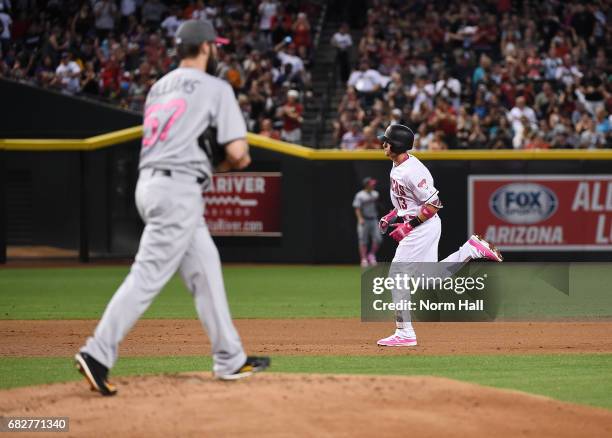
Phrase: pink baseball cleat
[
  {"left": 467, "top": 234, "right": 503, "bottom": 262},
  {"left": 376, "top": 334, "right": 418, "bottom": 347},
  {"left": 367, "top": 253, "right": 377, "bottom": 266}
]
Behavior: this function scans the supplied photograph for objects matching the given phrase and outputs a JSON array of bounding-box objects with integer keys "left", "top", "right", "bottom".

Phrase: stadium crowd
[
  {"left": 334, "top": 0, "right": 612, "bottom": 150},
  {"left": 0, "top": 0, "right": 318, "bottom": 143}
]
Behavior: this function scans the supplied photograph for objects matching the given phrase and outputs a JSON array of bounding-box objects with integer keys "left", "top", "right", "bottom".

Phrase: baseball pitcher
[
  {"left": 75, "top": 20, "right": 270, "bottom": 396},
  {"left": 376, "top": 124, "right": 503, "bottom": 347}
]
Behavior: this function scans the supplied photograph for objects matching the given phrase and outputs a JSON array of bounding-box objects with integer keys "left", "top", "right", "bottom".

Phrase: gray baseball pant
[{"left": 82, "top": 169, "right": 246, "bottom": 376}]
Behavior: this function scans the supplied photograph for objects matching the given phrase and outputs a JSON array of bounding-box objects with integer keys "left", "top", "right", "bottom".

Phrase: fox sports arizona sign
[{"left": 469, "top": 175, "right": 612, "bottom": 251}]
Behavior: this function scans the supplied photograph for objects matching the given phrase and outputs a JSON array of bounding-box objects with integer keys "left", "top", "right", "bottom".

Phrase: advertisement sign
[
  {"left": 204, "top": 172, "right": 281, "bottom": 237},
  {"left": 468, "top": 175, "right": 612, "bottom": 251}
]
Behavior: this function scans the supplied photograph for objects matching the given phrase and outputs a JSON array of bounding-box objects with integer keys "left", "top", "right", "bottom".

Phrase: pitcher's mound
[{"left": 1, "top": 374, "right": 611, "bottom": 437}]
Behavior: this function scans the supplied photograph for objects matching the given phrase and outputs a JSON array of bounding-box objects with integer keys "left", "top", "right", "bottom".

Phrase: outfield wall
[{"left": 2, "top": 139, "right": 612, "bottom": 263}]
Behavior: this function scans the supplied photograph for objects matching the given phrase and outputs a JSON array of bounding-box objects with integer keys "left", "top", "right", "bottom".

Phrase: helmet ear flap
[{"left": 389, "top": 141, "right": 404, "bottom": 154}]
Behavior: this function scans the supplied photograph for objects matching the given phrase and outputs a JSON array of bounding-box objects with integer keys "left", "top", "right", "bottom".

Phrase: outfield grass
[
  {"left": 0, "top": 266, "right": 361, "bottom": 319},
  {"left": 1, "top": 354, "right": 611, "bottom": 409},
  {"left": 2, "top": 264, "right": 611, "bottom": 320}
]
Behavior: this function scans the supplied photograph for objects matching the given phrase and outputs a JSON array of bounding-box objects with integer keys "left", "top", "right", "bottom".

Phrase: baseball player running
[
  {"left": 353, "top": 177, "right": 382, "bottom": 267},
  {"left": 75, "top": 20, "right": 269, "bottom": 396},
  {"left": 376, "top": 124, "right": 503, "bottom": 347}
]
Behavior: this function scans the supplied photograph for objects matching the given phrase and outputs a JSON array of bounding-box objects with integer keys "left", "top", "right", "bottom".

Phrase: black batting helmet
[{"left": 377, "top": 124, "right": 415, "bottom": 153}]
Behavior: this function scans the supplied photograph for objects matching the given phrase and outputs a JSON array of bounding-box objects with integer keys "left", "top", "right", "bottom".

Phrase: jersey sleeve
[
  {"left": 215, "top": 81, "right": 247, "bottom": 144},
  {"left": 352, "top": 192, "right": 362, "bottom": 209},
  {"left": 405, "top": 168, "right": 441, "bottom": 206}
]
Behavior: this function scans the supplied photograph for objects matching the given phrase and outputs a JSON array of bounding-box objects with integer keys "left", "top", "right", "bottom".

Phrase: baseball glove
[{"left": 198, "top": 126, "right": 226, "bottom": 167}]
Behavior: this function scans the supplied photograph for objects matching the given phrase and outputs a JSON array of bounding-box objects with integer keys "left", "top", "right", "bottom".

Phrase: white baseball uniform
[
  {"left": 81, "top": 67, "right": 247, "bottom": 376},
  {"left": 388, "top": 154, "right": 479, "bottom": 337}
]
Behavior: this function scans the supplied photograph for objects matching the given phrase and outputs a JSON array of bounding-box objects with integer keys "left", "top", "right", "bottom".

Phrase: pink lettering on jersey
[
  {"left": 390, "top": 178, "right": 409, "bottom": 209},
  {"left": 142, "top": 98, "right": 187, "bottom": 148},
  {"left": 391, "top": 178, "right": 407, "bottom": 197}
]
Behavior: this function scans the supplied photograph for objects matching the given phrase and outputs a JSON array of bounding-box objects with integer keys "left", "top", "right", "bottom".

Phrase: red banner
[
  {"left": 203, "top": 172, "right": 281, "bottom": 237},
  {"left": 468, "top": 175, "right": 612, "bottom": 251}
]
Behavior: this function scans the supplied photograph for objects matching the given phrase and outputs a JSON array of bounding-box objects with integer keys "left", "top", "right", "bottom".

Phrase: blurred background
[{"left": 0, "top": 0, "right": 611, "bottom": 264}]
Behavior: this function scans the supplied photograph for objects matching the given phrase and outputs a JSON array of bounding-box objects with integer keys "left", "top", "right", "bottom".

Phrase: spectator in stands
[
  {"left": 579, "top": 116, "right": 605, "bottom": 149},
  {"left": 127, "top": 71, "right": 147, "bottom": 112},
  {"left": 71, "top": 4, "right": 94, "bottom": 39},
  {"left": 347, "top": 59, "right": 388, "bottom": 108},
  {"left": 292, "top": 12, "right": 310, "bottom": 53},
  {"left": 534, "top": 82, "right": 557, "bottom": 118},
  {"left": 259, "top": 118, "right": 281, "bottom": 140},
  {"left": 331, "top": 22, "right": 352, "bottom": 83},
  {"left": 93, "top": 0, "right": 117, "bottom": 39},
  {"left": 508, "top": 96, "right": 537, "bottom": 148},
  {"left": 0, "top": 6, "right": 11, "bottom": 56},
  {"left": 429, "top": 130, "right": 449, "bottom": 151},
  {"left": 55, "top": 51, "right": 81, "bottom": 94},
  {"left": 524, "top": 132, "right": 548, "bottom": 150},
  {"left": 221, "top": 54, "right": 244, "bottom": 93},
  {"left": 408, "top": 76, "right": 434, "bottom": 118},
  {"left": 595, "top": 108, "right": 611, "bottom": 139},
  {"left": 357, "top": 125, "right": 378, "bottom": 149},
  {"left": 435, "top": 71, "right": 461, "bottom": 111},
  {"left": 258, "top": 0, "right": 277, "bottom": 44},
  {"left": 341, "top": 121, "right": 364, "bottom": 150},
  {"left": 274, "top": 39, "right": 305, "bottom": 86},
  {"left": 280, "top": 89, "right": 303, "bottom": 143},
  {"left": 429, "top": 98, "right": 457, "bottom": 148},
  {"left": 389, "top": 108, "right": 404, "bottom": 126},
  {"left": 119, "top": 0, "right": 136, "bottom": 32},
  {"left": 237, "top": 93, "right": 255, "bottom": 132},
  {"left": 35, "top": 54, "right": 55, "bottom": 87},
  {"left": 271, "top": 4, "right": 293, "bottom": 46},
  {"left": 160, "top": 6, "right": 183, "bottom": 39},
  {"left": 555, "top": 54, "right": 583, "bottom": 88},
  {"left": 334, "top": 88, "right": 365, "bottom": 144},
  {"left": 141, "top": 0, "right": 166, "bottom": 30},
  {"left": 413, "top": 123, "right": 432, "bottom": 151}
]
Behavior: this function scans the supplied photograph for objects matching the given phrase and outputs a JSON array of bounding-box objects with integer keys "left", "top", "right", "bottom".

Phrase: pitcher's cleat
[
  {"left": 377, "top": 334, "right": 418, "bottom": 347},
  {"left": 216, "top": 356, "right": 271, "bottom": 381},
  {"left": 467, "top": 234, "right": 503, "bottom": 262},
  {"left": 75, "top": 352, "right": 117, "bottom": 396}
]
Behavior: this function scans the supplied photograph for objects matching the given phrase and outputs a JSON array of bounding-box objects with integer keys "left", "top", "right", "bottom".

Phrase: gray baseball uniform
[
  {"left": 81, "top": 67, "right": 247, "bottom": 376},
  {"left": 353, "top": 189, "right": 382, "bottom": 246}
]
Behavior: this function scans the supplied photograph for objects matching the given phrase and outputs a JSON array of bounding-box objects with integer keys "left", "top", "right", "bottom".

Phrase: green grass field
[
  {"left": 0, "top": 266, "right": 360, "bottom": 319},
  {"left": 1, "top": 265, "right": 611, "bottom": 409}
]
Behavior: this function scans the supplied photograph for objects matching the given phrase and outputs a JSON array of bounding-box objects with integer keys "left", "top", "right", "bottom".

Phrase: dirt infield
[
  {"left": 2, "top": 319, "right": 612, "bottom": 357},
  {"left": 1, "top": 373, "right": 611, "bottom": 437}
]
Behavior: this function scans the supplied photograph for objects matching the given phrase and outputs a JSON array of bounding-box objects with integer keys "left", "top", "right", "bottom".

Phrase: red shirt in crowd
[
  {"left": 293, "top": 22, "right": 310, "bottom": 48},
  {"left": 282, "top": 102, "right": 303, "bottom": 131}
]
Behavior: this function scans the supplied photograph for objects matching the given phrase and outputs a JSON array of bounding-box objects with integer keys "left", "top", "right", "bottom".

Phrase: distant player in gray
[
  {"left": 353, "top": 177, "right": 382, "bottom": 267},
  {"left": 75, "top": 20, "right": 270, "bottom": 396}
]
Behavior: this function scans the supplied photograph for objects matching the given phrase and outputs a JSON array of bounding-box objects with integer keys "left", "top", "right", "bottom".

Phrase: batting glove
[
  {"left": 389, "top": 222, "right": 413, "bottom": 242},
  {"left": 379, "top": 209, "right": 398, "bottom": 234}
]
